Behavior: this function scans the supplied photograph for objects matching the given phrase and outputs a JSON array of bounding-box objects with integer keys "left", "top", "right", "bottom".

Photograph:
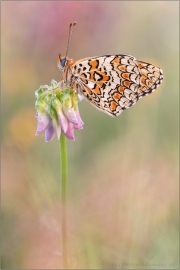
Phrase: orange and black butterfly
[{"left": 57, "top": 22, "right": 163, "bottom": 116}]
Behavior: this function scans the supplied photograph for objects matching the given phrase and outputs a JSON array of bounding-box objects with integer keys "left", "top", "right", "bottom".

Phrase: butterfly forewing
[{"left": 67, "top": 55, "right": 163, "bottom": 116}]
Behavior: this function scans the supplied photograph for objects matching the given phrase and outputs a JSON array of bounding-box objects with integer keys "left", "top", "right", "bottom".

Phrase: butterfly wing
[
  {"left": 136, "top": 60, "right": 163, "bottom": 97},
  {"left": 70, "top": 55, "right": 163, "bottom": 116}
]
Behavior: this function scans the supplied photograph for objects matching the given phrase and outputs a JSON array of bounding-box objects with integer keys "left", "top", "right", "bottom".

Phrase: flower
[{"left": 35, "top": 80, "right": 83, "bottom": 142}]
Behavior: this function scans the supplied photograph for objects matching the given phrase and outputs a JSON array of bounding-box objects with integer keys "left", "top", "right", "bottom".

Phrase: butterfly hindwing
[{"left": 136, "top": 60, "right": 163, "bottom": 98}]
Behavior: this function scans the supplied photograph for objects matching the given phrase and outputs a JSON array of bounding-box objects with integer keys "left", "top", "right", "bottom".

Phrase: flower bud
[{"left": 35, "top": 80, "right": 83, "bottom": 142}]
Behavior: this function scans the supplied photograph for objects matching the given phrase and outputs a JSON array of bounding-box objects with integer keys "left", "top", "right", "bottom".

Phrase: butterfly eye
[
  {"left": 57, "top": 54, "right": 67, "bottom": 70},
  {"left": 60, "top": 58, "right": 67, "bottom": 68}
]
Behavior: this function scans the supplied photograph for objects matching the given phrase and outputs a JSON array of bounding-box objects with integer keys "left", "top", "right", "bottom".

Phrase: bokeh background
[{"left": 1, "top": 1, "right": 179, "bottom": 269}]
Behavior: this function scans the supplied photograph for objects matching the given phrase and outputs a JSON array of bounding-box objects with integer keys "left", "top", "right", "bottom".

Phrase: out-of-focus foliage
[{"left": 1, "top": 1, "right": 179, "bottom": 269}]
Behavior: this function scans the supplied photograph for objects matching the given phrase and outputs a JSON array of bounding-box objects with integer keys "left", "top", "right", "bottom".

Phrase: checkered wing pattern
[{"left": 70, "top": 55, "right": 163, "bottom": 116}]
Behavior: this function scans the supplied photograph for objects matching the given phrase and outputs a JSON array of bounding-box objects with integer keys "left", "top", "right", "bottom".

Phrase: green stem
[{"left": 60, "top": 133, "right": 68, "bottom": 269}]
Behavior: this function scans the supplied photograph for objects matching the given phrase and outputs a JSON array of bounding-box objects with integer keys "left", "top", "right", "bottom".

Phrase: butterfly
[{"left": 57, "top": 22, "right": 163, "bottom": 117}]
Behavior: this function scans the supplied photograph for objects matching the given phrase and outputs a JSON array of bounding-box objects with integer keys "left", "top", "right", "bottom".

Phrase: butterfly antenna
[{"left": 65, "top": 21, "right": 77, "bottom": 58}]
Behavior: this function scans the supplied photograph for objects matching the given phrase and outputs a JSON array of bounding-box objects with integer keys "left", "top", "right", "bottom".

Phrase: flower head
[{"left": 35, "top": 80, "right": 83, "bottom": 142}]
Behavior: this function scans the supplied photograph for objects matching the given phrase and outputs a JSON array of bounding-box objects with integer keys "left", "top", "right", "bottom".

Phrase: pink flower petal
[
  {"left": 63, "top": 106, "right": 78, "bottom": 125},
  {"left": 36, "top": 112, "right": 51, "bottom": 135},
  {"left": 45, "top": 121, "right": 56, "bottom": 142},
  {"left": 54, "top": 123, "right": 61, "bottom": 140},
  {"left": 57, "top": 110, "right": 68, "bottom": 133},
  {"left": 50, "top": 114, "right": 61, "bottom": 140},
  {"left": 78, "top": 94, "right": 84, "bottom": 101},
  {"left": 64, "top": 121, "right": 75, "bottom": 141},
  {"left": 74, "top": 109, "right": 84, "bottom": 130},
  {"left": 52, "top": 97, "right": 68, "bottom": 133}
]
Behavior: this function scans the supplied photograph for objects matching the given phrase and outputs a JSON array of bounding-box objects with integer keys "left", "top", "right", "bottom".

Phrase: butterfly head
[
  {"left": 57, "top": 22, "right": 77, "bottom": 72},
  {"left": 57, "top": 54, "right": 68, "bottom": 71}
]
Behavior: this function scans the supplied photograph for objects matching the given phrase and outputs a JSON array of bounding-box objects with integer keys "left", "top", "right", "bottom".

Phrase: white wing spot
[
  {"left": 87, "top": 81, "right": 95, "bottom": 89},
  {"left": 94, "top": 72, "right": 101, "bottom": 81}
]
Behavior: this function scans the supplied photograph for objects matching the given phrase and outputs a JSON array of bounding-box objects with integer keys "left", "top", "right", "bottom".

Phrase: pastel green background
[{"left": 1, "top": 1, "right": 179, "bottom": 269}]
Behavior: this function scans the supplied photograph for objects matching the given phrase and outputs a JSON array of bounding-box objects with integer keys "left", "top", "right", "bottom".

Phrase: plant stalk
[{"left": 60, "top": 133, "right": 68, "bottom": 268}]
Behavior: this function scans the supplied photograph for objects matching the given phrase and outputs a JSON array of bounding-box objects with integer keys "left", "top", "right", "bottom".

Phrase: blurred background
[{"left": 1, "top": 1, "right": 179, "bottom": 269}]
